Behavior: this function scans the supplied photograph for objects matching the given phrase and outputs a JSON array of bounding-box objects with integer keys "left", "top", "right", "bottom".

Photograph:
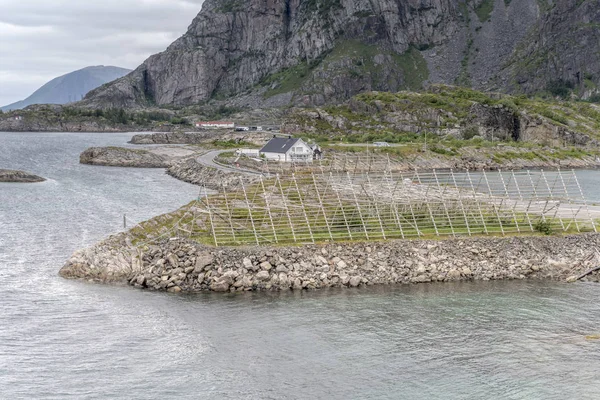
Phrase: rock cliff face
[
  {"left": 498, "top": 0, "right": 600, "bottom": 98},
  {"left": 82, "top": 0, "right": 600, "bottom": 108}
]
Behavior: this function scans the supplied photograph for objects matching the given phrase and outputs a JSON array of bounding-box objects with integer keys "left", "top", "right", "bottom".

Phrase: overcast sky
[{"left": 0, "top": 0, "right": 205, "bottom": 106}]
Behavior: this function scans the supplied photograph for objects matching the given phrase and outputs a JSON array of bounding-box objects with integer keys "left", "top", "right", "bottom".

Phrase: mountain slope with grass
[{"left": 283, "top": 85, "right": 600, "bottom": 148}]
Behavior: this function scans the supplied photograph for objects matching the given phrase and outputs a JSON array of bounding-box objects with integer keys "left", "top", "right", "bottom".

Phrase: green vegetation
[
  {"left": 303, "top": 0, "right": 343, "bottom": 17},
  {"left": 284, "top": 85, "right": 600, "bottom": 167},
  {"left": 534, "top": 220, "right": 553, "bottom": 235},
  {"left": 474, "top": 0, "right": 495, "bottom": 22},
  {"left": 61, "top": 107, "right": 189, "bottom": 126},
  {"left": 393, "top": 47, "right": 430, "bottom": 91},
  {"left": 324, "top": 40, "right": 429, "bottom": 91},
  {"left": 546, "top": 79, "right": 575, "bottom": 99},
  {"left": 218, "top": 0, "right": 244, "bottom": 13},
  {"left": 262, "top": 61, "right": 319, "bottom": 98},
  {"left": 212, "top": 140, "right": 258, "bottom": 149},
  {"left": 261, "top": 39, "right": 429, "bottom": 98},
  {"left": 294, "top": 85, "right": 600, "bottom": 142}
]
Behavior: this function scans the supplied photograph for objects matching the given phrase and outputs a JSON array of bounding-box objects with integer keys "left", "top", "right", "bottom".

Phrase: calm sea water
[{"left": 1, "top": 132, "right": 600, "bottom": 399}]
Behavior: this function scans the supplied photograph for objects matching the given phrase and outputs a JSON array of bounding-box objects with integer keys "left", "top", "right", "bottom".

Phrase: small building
[
  {"left": 195, "top": 121, "right": 235, "bottom": 129},
  {"left": 235, "top": 148, "right": 260, "bottom": 157},
  {"left": 249, "top": 126, "right": 263, "bottom": 131},
  {"left": 235, "top": 126, "right": 250, "bottom": 132},
  {"left": 260, "top": 136, "right": 314, "bottom": 162}
]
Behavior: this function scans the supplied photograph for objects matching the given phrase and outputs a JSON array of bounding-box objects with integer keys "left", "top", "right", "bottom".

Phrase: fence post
[
  {"left": 346, "top": 172, "right": 370, "bottom": 240},
  {"left": 482, "top": 169, "right": 505, "bottom": 236},
  {"left": 292, "top": 173, "right": 315, "bottom": 243},
  {"left": 203, "top": 185, "right": 219, "bottom": 247},
  {"left": 330, "top": 172, "right": 354, "bottom": 240},
  {"left": 573, "top": 169, "right": 597, "bottom": 233},
  {"left": 311, "top": 172, "right": 334, "bottom": 241},
  {"left": 415, "top": 169, "right": 439, "bottom": 237},
  {"left": 240, "top": 177, "right": 260, "bottom": 245},
  {"left": 433, "top": 169, "right": 456, "bottom": 237},
  {"left": 365, "top": 174, "right": 387, "bottom": 240},
  {"left": 276, "top": 174, "right": 297, "bottom": 243},
  {"left": 260, "top": 176, "right": 279, "bottom": 243},
  {"left": 498, "top": 169, "right": 521, "bottom": 233},
  {"left": 450, "top": 169, "right": 471, "bottom": 236}
]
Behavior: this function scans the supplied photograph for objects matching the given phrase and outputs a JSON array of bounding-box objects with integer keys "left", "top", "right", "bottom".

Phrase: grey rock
[
  {"left": 210, "top": 280, "right": 230, "bottom": 292},
  {"left": 275, "top": 265, "right": 289, "bottom": 273},
  {"left": 260, "top": 261, "right": 272, "bottom": 271},
  {"left": 349, "top": 276, "right": 362, "bottom": 288},
  {"left": 195, "top": 252, "right": 214, "bottom": 272},
  {"left": 256, "top": 271, "right": 270, "bottom": 281}
]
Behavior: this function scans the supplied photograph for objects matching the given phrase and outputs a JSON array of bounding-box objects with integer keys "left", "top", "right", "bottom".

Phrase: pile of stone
[{"left": 62, "top": 232, "right": 600, "bottom": 293}]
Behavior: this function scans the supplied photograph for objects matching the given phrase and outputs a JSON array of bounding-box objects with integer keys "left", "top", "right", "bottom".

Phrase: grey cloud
[{"left": 0, "top": 0, "right": 205, "bottom": 106}]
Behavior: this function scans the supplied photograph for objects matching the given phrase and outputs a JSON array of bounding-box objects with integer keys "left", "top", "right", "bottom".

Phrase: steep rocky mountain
[
  {"left": 2, "top": 66, "right": 131, "bottom": 111},
  {"left": 498, "top": 0, "right": 600, "bottom": 97},
  {"left": 81, "top": 0, "right": 600, "bottom": 109}
]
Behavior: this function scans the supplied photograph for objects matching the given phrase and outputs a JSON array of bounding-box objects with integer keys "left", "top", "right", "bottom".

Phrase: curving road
[{"left": 197, "top": 150, "right": 265, "bottom": 176}]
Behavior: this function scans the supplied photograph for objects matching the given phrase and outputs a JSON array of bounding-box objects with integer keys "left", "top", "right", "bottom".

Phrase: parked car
[{"left": 373, "top": 142, "right": 391, "bottom": 147}]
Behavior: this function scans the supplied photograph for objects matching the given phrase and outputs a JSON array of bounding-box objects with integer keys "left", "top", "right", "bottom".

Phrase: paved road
[{"left": 197, "top": 150, "right": 265, "bottom": 176}]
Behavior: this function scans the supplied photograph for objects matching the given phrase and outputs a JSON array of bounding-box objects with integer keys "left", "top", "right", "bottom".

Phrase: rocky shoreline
[
  {"left": 0, "top": 169, "right": 45, "bottom": 183},
  {"left": 166, "top": 157, "right": 258, "bottom": 190},
  {"left": 60, "top": 233, "right": 600, "bottom": 293}
]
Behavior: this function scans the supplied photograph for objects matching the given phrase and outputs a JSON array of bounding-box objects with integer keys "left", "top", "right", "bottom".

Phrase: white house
[
  {"left": 260, "top": 136, "right": 314, "bottom": 162},
  {"left": 195, "top": 121, "right": 235, "bottom": 129}
]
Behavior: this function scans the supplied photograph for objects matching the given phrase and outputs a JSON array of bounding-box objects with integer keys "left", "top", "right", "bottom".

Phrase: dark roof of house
[{"left": 260, "top": 137, "right": 301, "bottom": 154}]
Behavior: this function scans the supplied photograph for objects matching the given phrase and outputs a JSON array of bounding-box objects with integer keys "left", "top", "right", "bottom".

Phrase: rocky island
[
  {"left": 0, "top": 169, "right": 45, "bottom": 183},
  {"left": 80, "top": 146, "right": 200, "bottom": 168},
  {"left": 80, "top": 147, "right": 169, "bottom": 168}
]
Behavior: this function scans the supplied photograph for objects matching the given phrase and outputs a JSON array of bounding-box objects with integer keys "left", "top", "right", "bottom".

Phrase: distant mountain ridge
[{"left": 2, "top": 66, "right": 131, "bottom": 111}]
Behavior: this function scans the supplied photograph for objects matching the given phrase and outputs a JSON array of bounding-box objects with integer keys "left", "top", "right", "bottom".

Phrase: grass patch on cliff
[
  {"left": 323, "top": 40, "right": 429, "bottom": 91},
  {"left": 392, "top": 47, "right": 430, "bottom": 91},
  {"left": 474, "top": 0, "right": 495, "bottom": 22}
]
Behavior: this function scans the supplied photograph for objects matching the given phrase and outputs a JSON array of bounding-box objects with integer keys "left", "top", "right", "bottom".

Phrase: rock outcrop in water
[
  {"left": 0, "top": 169, "right": 45, "bottom": 183},
  {"left": 60, "top": 233, "right": 600, "bottom": 293},
  {"left": 80, "top": 147, "right": 169, "bottom": 168},
  {"left": 80, "top": 0, "right": 600, "bottom": 109}
]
